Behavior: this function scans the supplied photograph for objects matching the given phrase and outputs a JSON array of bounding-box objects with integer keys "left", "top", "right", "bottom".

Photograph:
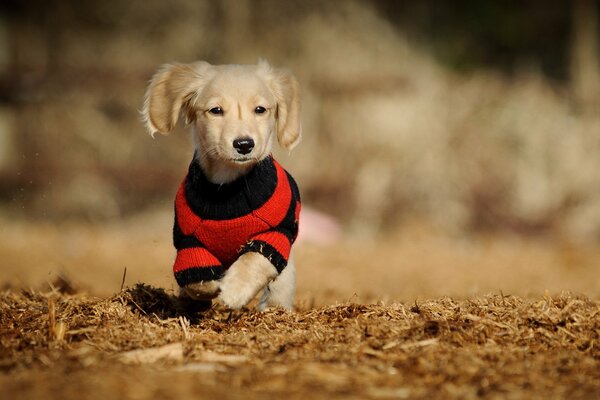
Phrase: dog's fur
[{"left": 142, "top": 60, "right": 301, "bottom": 310}]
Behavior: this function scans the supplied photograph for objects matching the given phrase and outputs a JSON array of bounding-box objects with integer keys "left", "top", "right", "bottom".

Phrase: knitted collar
[{"left": 184, "top": 154, "right": 278, "bottom": 220}]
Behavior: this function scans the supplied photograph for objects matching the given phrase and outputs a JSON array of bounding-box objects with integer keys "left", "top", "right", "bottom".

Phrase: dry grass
[
  {"left": 1, "top": 202, "right": 599, "bottom": 400},
  {"left": 1, "top": 285, "right": 598, "bottom": 400}
]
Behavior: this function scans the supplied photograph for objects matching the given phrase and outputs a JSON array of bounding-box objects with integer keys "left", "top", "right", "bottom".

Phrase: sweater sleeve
[
  {"left": 240, "top": 172, "right": 301, "bottom": 273},
  {"left": 173, "top": 214, "right": 225, "bottom": 286}
]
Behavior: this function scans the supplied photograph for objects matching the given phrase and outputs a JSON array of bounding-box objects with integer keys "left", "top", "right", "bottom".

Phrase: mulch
[{"left": 1, "top": 284, "right": 598, "bottom": 399}]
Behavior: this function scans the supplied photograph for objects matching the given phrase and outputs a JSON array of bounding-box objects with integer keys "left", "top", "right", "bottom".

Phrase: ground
[{"left": 1, "top": 212, "right": 599, "bottom": 399}]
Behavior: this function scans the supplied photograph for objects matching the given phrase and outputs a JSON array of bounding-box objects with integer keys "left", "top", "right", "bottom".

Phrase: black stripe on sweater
[
  {"left": 173, "top": 213, "right": 204, "bottom": 250},
  {"left": 174, "top": 265, "right": 225, "bottom": 286},
  {"left": 286, "top": 171, "right": 301, "bottom": 202},
  {"left": 240, "top": 240, "right": 287, "bottom": 274},
  {"left": 277, "top": 171, "right": 301, "bottom": 243},
  {"left": 273, "top": 194, "right": 299, "bottom": 243}
]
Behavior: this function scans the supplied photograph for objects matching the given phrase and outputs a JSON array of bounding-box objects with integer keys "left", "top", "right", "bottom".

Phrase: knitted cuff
[
  {"left": 174, "top": 266, "right": 225, "bottom": 287},
  {"left": 250, "top": 231, "right": 291, "bottom": 258},
  {"left": 240, "top": 240, "right": 287, "bottom": 274},
  {"left": 173, "top": 247, "right": 224, "bottom": 286}
]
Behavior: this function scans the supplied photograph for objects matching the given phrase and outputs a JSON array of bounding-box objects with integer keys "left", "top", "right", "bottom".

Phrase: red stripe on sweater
[
  {"left": 173, "top": 247, "right": 221, "bottom": 273},
  {"left": 252, "top": 160, "right": 291, "bottom": 227},
  {"left": 196, "top": 217, "right": 270, "bottom": 266},
  {"left": 175, "top": 180, "right": 201, "bottom": 236}
]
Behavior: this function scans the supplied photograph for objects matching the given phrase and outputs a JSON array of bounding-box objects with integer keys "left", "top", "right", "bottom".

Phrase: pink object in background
[{"left": 297, "top": 207, "right": 341, "bottom": 245}]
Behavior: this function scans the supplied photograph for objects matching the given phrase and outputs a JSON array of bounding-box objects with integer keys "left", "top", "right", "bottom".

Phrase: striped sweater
[{"left": 172, "top": 155, "right": 301, "bottom": 287}]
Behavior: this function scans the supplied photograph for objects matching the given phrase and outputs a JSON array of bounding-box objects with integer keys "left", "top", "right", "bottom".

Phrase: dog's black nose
[{"left": 233, "top": 137, "right": 255, "bottom": 155}]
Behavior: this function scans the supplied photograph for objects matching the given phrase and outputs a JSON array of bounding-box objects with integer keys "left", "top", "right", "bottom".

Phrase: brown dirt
[
  {"left": 1, "top": 286, "right": 599, "bottom": 399},
  {"left": 1, "top": 214, "right": 600, "bottom": 399}
]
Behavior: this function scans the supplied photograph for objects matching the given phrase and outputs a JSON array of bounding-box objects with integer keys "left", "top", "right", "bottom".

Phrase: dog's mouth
[{"left": 229, "top": 156, "right": 258, "bottom": 165}]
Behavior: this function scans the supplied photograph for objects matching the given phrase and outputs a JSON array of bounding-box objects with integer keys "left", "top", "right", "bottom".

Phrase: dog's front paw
[
  {"left": 218, "top": 275, "right": 257, "bottom": 310},
  {"left": 181, "top": 280, "right": 220, "bottom": 301},
  {"left": 217, "top": 252, "right": 277, "bottom": 309}
]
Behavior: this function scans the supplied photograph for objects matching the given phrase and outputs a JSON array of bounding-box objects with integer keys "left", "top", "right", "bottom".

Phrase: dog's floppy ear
[
  {"left": 259, "top": 61, "right": 302, "bottom": 151},
  {"left": 142, "top": 61, "right": 212, "bottom": 136}
]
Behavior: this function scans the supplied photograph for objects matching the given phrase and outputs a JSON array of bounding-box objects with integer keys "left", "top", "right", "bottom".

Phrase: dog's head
[{"left": 142, "top": 60, "right": 301, "bottom": 182}]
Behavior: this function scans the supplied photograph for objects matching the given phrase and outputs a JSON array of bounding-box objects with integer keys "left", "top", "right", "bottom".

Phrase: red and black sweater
[{"left": 173, "top": 155, "right": 301, "bottom": 287}]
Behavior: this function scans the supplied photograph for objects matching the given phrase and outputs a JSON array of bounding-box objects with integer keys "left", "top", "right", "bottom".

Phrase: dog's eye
[
  {"left": 208, "top": 107, "right": 223, "bottom": 115},
  {"left": 255, "top": 106, "right": 267, "bottom": 115}
]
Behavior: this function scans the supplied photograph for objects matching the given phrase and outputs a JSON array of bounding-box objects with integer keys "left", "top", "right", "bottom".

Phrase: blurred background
[{"left": 0, "top": 0, "right": 599, "bottom": 301}]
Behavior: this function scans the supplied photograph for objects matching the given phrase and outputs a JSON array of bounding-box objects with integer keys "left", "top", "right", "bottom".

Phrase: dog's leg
[
  {"left": 218, "top": 252, "right": 277, "bottom": 309},
  {"left": 257, "top": 256, "right": 296, "bottom": 311}
]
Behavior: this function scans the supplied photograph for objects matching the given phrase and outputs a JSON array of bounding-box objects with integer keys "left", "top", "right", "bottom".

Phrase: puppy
[{"left": 142, "top": 60, "right": 301, "bottom": 310}]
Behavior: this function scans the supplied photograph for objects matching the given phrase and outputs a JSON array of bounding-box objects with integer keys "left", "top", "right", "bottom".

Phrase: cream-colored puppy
[{"left": 142, "top": 60, "right": 301, "bottom": 310}]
